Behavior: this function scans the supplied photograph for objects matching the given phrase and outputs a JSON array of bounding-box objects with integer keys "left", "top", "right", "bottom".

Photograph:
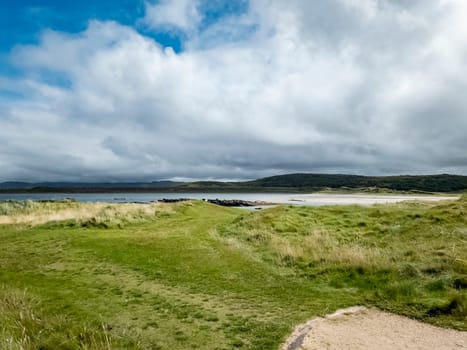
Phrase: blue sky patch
[
  {"left": 1, "top": 0, "right": 251, "bottom": 52},
  {"left": 0, "top": 0, "right": 145, "bottom": 50}
]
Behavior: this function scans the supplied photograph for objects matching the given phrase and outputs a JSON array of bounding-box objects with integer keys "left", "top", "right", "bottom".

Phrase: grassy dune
[{"left": 0, "top": 197, "right": 466, "bottom": 349}]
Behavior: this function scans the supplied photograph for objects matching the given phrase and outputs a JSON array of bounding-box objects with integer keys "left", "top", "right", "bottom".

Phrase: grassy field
[{"left": 0, "top": 197, "right": 466, "bottom": 349}]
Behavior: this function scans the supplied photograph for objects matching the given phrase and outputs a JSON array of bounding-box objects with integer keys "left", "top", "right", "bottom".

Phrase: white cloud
[
  {"left": 142, "top": 0, "right": 201, "bottom": 31},
  {"left": 1, "top": 0, "right": 467, "bottom": 181}
]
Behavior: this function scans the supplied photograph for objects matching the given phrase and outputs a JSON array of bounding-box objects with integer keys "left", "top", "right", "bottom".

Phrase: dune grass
[
  {"left": 0, "top": 196, "right": 466, "bottom": 349},
  {"left": 0, "top": 200, "right": 171, "bottom": 226}
]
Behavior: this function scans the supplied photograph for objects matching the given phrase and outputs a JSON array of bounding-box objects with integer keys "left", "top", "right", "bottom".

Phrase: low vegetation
[{"left": 0, "top": 196, "right": 466, "bottom": 349}]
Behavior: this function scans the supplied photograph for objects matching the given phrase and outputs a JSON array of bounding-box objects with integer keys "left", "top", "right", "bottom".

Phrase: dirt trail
[{"left": 281, "top": 307, "right": 467, "bottom": 350}]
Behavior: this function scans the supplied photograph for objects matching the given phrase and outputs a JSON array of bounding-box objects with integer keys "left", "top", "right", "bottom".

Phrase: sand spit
[
  {"left": 287, "top": 194, "right": 458, "bottom": 206},
  {"left": 281, "top": 306, "right": 467, "bottom": 350}
]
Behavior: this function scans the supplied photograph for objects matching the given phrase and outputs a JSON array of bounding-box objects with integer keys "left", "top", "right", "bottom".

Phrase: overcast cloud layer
[{"left": 1, "top": 0, "right": 467, "bottom": 181}]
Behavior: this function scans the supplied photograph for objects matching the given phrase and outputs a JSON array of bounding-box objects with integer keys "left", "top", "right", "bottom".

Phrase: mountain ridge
[{"left": 1, "top": 173, "right": 466, "bottom": 193}]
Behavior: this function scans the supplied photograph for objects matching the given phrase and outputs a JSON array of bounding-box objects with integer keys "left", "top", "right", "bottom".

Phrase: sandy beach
[{"left": 284, "top": 193, "right": 458, "bottom": 206}]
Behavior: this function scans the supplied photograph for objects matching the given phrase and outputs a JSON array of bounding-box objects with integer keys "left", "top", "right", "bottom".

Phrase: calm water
[
  {"left": 0, "top": 192, "right": 456, "bottom": 206},
  {"left": 0, "top": 193, "right": 289, "bottom": 204}
]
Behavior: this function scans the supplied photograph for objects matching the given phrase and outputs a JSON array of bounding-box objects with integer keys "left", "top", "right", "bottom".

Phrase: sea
[{"left": 0, "top": 193, "right": 289, "bottom": 204}]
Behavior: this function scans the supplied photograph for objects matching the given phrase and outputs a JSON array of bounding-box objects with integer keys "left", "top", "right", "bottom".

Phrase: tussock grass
[
  {"left": 0, "top": 200, "right": 172, "bottom": 226},
  {"left": 0, "top": 286, "right": 113, "bottom": 350},
  {"left": 218, "top": 197, "right": 467, "bottom": 326},
  {"left": 0, "top": 287, "right": 40, "bottom": 350},
  {"left": 266, "top": 228, "right": 388, "bottom": 270},
  {"left": 0, "top": 198, "right": 466, "bottom": 349}
]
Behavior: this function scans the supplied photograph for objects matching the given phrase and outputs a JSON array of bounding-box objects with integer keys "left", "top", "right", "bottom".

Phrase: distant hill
[
  {"left": 0, "top": 182, "right": 33, "bottom": 189},
  {"left": 1, "top": 174, "right": 466, "bottom": 193},
  {"left": 0, "top": 181, "right": 181, "bottom": 191},
  {"left": 245, "top": 173, "right": 467, "bottom": 192}
]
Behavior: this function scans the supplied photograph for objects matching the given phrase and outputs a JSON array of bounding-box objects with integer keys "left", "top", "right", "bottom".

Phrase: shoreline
[{"left": 0, "top": 192, "right": 459, "bottom": 206}]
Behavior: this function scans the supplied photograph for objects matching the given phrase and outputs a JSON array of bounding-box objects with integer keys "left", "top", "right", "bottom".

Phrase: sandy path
[{"left": 281, "top": 307, "right": 467, "bottom": 350}]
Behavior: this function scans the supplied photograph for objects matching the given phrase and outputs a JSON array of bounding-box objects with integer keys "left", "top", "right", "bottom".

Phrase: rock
[{"left": 207, "top": 199, "right": 259, "bottom": 207}]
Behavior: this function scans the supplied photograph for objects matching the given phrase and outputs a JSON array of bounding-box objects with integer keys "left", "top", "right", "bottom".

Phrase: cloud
[
  {"left": 142, "top": 0, "right": 201, "bottom": 31},
  {"left": 1, "top": 0, "right": 467, "bottom": 181}
]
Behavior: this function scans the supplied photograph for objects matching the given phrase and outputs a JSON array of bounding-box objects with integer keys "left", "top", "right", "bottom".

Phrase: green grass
[{"left": 0, "top": 197, "right": 466, "bottom": 349}]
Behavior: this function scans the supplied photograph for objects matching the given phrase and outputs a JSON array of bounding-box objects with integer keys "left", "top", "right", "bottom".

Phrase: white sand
[
  {"left": 281, "top": 307, "right": 467, "bottom": 350},
  {"left": 279, "top": 193, "right": 458, "bottom": 206}
]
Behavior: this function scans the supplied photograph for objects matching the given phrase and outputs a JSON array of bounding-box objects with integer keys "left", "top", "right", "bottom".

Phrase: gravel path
[{"left": 281, "top": 307, "right": 467, "bottom": 350}]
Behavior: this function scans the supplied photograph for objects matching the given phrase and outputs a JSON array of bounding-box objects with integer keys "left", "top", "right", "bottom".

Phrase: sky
[{"left": 1, "top": 0, "right": 466, "bottom": 182}]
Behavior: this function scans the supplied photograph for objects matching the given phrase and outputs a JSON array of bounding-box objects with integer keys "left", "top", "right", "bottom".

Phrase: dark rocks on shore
[
  {"left": 206, "top": 199, "right": 259, "bottom": 207},
  {"left": 158, "top": 198, "right": 191, "bottom": 203}
]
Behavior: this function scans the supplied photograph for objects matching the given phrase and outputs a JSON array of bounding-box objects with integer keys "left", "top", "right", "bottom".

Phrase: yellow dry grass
[
  {"left": 269, "top": 228, "right": 389, "bottom": 270},
  {"left": 0, "top": 202, "right": 171, "bottom": 226}
]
